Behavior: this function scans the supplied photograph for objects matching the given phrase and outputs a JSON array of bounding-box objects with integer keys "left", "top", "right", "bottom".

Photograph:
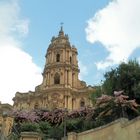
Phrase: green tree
[
  {"left": 103, "top": 69, "right": 118, "bottom": 95},
  {"left": 90, "top": 86, "right": 102, "bottom": 105},
  {"left": 103, "top": 60, "right": 140, "bottom": 102},
  {"left": 39, "top": 121, "right": 52, "bottom": 139}
]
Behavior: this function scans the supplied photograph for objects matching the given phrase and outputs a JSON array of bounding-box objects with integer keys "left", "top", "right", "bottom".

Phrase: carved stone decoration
[{"left": 48, "top": 93, "right": 64, "bottom": 109}]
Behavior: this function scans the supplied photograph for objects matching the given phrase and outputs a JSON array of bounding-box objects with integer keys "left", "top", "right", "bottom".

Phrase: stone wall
[{"left": 67, "top": 117, "right": 140, "bottom": 140}]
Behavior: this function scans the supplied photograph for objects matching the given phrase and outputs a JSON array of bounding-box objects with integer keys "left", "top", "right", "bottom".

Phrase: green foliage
[
  {"left": 94, "top": 118, "right": 106, "bottom": 127},
  {"left": 66, "top": 118, "right": 83, "bottom": 132},
  {"left": 7, "top": 133, "right": 19, "bottom": 140},
  {"left": 90, "top": 86, "right": 102, "bottom": 105},
  {"left": 39, "top": 121, "right": 52, "bottom": 139},
  {"left": 103, "top": 60, "right": 140, "bottom": 101},
  {"left": 38, "top": 121, "right": 64, "bottom": 139},
  {"left": 103, "top": 68, "right": 118, "bottom": 95},
  {"left": 20, "top": 122, "right": 40, "bottom": 133},
  {"left": 39, "top": 121, "right": 51, "bottom": 133},
  {"left": 82, "top": 120, "right": 95, "bottom": 131},
  {"left": 48, "top": 124, "right": 64, "bottom": 140},
  {"left": 66, "top": 117, "right": 95, "bottom": 133}
]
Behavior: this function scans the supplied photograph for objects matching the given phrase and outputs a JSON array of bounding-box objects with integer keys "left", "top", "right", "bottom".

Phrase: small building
[{"left": 13, "top": 27, "right": 94, "bottom": 111}]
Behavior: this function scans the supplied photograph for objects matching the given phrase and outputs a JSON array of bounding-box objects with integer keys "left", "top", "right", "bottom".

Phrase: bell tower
[
  {"left": 41, "top": 26, "right": 80, "bottom": 89},
  {"left": 13, "top": 26, "right": 93, "bottom": 111}
]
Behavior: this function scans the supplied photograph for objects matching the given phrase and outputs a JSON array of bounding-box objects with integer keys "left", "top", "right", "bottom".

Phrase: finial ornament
[
  {"left": 58, "top": 22, "right": 64, "bottom": 36},
  {"left": 60, "top": 22, "right": 64, "bottom": 26},
  {"left": 60, "top": 22, "right": 64, "bottom": 31}
]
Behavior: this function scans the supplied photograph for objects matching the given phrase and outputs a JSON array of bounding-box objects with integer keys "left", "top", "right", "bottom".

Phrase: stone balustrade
[
  {"left": 20, "top": 132, "right": 42, "bottom": 140},
  {"left": 67, "top": 117, "right": 140, "bottom": 140}
]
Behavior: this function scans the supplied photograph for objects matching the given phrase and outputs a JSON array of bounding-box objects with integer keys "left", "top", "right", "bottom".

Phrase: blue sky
[
  {"left": 0, "top": 0, "right": 140, "bottom": 104},
  {"left": 20, "top": 0, "right": 110, "bottom": 84}
]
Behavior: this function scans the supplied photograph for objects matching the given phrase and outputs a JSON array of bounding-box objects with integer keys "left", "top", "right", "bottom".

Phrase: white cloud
[
  {"left": 0, "top": 0, "right": 42, "bottom": 104},
  {"left": 78, "top": 61, "right": 88, "bottom": 80},
  {"left": 86, "top": 0, "right": 140, "bottom": 70},
  {"left": 0, "top": 0, "right": 29, "bottom": 36}
]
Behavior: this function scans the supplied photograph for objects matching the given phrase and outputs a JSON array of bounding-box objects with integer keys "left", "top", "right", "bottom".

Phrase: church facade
[{"left": 13, "top": 27, "right": 94, "bottom": 111}]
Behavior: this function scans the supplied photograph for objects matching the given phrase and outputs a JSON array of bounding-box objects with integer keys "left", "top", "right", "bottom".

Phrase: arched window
[
  {"left": 56, "top": 54, "right": 60, "bottom": 62},
  {"left": 34, "top": 103, "right": 39, "bottom": 109},
  {"left": 54, "top": 73, "right": 60, "bottom": 84},
  {"left": 80, "top": 99, "right": 85, "bottom": 108}
]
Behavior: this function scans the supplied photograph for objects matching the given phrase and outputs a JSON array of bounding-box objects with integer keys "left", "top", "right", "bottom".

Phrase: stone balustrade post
[{"left": 67, "top": 132, "right": 77, "bottom": 140}]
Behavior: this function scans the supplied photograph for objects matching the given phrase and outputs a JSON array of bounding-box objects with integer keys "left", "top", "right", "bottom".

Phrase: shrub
[{"left": 20, "top": 122, "right": 40, "bottom": 132}]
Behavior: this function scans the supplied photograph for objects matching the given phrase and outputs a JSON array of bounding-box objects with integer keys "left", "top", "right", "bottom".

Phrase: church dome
[{"left": 48, "top": 26, "right": 70, "bottom": 50}]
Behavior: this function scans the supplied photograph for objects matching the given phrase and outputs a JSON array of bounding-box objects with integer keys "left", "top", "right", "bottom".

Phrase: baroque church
[{"left": 13, "top": 27, "right": 94, "bottom": 111}]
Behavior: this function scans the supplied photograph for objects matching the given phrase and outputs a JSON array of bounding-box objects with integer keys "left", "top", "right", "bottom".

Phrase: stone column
[
  {"left": 52, "top": 51, "right": 54, "bottom": 63},
  {"left": 72, "top": 73, "right": 74, "bottom": 87},
  {"left": 72, "top": 53, "right": 75, "bottom": 65},
  {"left": 69, "top": 70, "right": 72, "bottom": 86},
  {"left": 48, "top": 72, "right": 50, "bottom": 86},
  {"left": 64, "top": 95, "right": 67, "bottom": 108},
  {"left": 75, "top": 73, "right": 78, "bottom": 88},
  {"left": 65, "top": 70, "right": 67, "bottom": 86},
  {"left": 46, "top": 73, "right": 48, "bottom": 86},
  {"left": 67, "top": 70, "right": 69, "bottom": 85},
  {"left": 63, "top": 50, "right": 65, "bottom": 62},
  {"left": 51, "top": 52, "right": 53, "bottom": 63}
]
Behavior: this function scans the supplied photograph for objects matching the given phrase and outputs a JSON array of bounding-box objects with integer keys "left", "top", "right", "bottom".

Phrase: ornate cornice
[{"left": 45, "top": 63, "right": 79, "bottom": 69}]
